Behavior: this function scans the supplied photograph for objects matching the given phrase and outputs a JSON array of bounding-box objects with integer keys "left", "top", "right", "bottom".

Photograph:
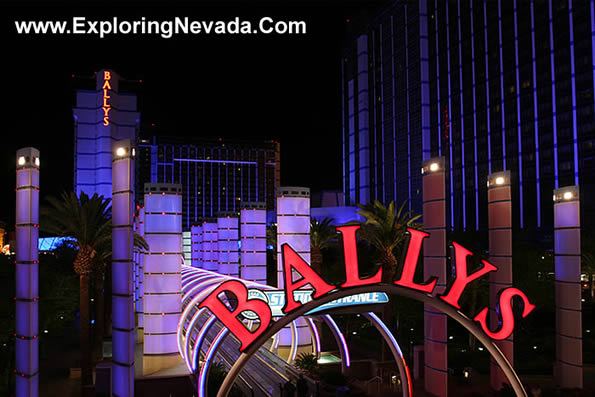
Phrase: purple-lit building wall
[
  {"left": 342, "top": 0, "right": 595, "bottom": 234},
  {"left": 142, "top": 183, "right": 183, "bottom": 374},
  {"left": 216, "top": 212, "right": 239, "bottom": 277},
  {"left": 73, "top": 69, "right": 139, "bottom": 200},
  {"left": 191, "top": 225, "right": 203, "bottom": 268},
  {"left": 240, "top": 202, "right": 267, "bottom": 284},
  {"left": 201, "top": 221, "right": 219, "bottom": 272},
  {"left": 136, "top": 136, "right": 280, "bottom": 230},
  {"left": 15, "top": 147, "right": 40, "bottom": 397}
]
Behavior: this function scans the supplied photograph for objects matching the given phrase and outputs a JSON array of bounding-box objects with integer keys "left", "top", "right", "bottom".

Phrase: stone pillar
[
  {"left": 191, "top": 225, "right": 203, "bottom": 268},
  {"left": 15, "top": 147, "right": 40, "bottom": 397},
  {"left": 216, "top": 212, "right": 240, "bottom": 277},
  {"left": 487, "top": 171, "right": 513, "bottom": 390},
  {"left": 240, "top": 202, "right": 267, "bottom": 284},
  {"left": 276, "top": 187, "right": 312, "bottom": 360},
  {"left": 422, "top": 157, "right": 448, "bottom": 396},
  {"left": 143, "top": 183, "right": 183, "bottom": 375},
  {"left": 553, "top": 186, "right": 583, "bottom": 389},
  {"left": 111, "top": 140, "right": 135, "bottom": 396}
]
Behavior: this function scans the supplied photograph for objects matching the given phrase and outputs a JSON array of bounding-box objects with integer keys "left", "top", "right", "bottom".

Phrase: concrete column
[
  {"left": 422, "top": 157, "right": 448, "bottom": 396},
  {"left": 240, "top": 202, "right": 267, "bottom": 284},
  {"left": 143, "top": 183, "right": 183, "bottom": 375},
  {"left": 216, "top": 212, "right": 240, "bottom": 277},
  {"left": 553, "top": 186, "right": 583, "bottom": 388},
  {"left": 15, "top": 147, "right": 40, "bottom": 397},
  {"left": 276, "top": 187, "right": 312, "bottom": 360},
  {"left": 201, "top": 221, "right": 218, "bottom": 272},
  {"left": 191, "top": 225, "right": 203, "bottom": 268},
  {"left": 487, "top": 171, "right": 513, "bottom": 390},
  {"left": 111, "top": 140, "right": 135, "bottom": 396}
]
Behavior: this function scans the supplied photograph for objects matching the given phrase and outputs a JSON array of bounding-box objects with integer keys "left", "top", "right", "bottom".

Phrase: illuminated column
[
  {"left": 137, "top": 207, "right": 145, "bottom": 339},
  {"left": 202, "top": 221, "right": 219, "bottom": 272},
  {"left": 111, "top": 140, "right": 135, "bottom": 397},
  {"left": 487, "top": 171, "right": 513, "bottom": 390},
  {"left": 240, "top": 202, "right": 267, "bottom": 284},
  {"left": 191, "top": 225, "right": 203, "bottom": 268},
  {"left": 15, "top": 148, "right": 40, "bottom": 397},
  {"left": 553, "top": 186, "right": 583, "bottom": 389},
  {"left": 422, "top": 157, "right": 447, "bottom": 397},
  {"left": 143, "top": 183, "right": 183, "bottom": 375},
  {"left": 276, "top": 187, "right": 312, "bottom": 359},
  {"left": 216, "top": 212, "right": 240, "bottom": 277}
]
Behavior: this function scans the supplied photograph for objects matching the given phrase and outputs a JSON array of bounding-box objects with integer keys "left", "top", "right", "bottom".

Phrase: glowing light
[
  {"left": 198, "top": 328, "right": 228, "bottom": 397},
  {"left": 563, "top": 191, "right": 573, "bottom": 200},
  {"left": 430, "top": 162, "right": 439, "bottom": 172},
  {"left": 324, "top": 315, "right": 350, "bottom": 367},
  {"left": 116, "top": 147, "right": 126, "bottom": 157},
  {"left": 495, "top": 176, "right": 505, "bottom": 185},
  {"left": 18, "top": 156, "right": 25, "bottom": 166},
  {"left": 102, "top": 70, "right": 112, "bottom": 126},
  {"left": 34, "top": 157, "right": 40, "bottom": 167}
]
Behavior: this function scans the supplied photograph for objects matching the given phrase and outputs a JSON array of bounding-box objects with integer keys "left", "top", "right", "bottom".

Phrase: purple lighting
[{"left": 15, "top": 147, "right": 40, "bottom": 397}]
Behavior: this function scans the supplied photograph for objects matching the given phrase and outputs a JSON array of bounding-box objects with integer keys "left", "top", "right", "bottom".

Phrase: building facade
[
  {"left": 137, "top": 136, "right": 280, "bottom": 229},
  {"left": 73, "top": 69, "right": 140, "bottom": 199},
  {"left": 342, "top": 0, "right": 595, "bottom": 233}
]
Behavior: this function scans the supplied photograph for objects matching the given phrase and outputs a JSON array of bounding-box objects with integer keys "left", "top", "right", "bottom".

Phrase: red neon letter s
[
  {"left": 281, "top": 244, "right": 335, "bottom": 313},
  {"left": 199, "top": 280, "right": 271, "bottom": 351},
  {"left": 473, "top": 287, "right": 535, "bottom": 340},
  {"left": 439, "top": 242, "right": 497, "bottom": 309},
  {"left": 338, "top": 225, "right": 382, "bottom": 288},
  {"left": 394, "top": 229, "right": 437, "bottom": 293}
]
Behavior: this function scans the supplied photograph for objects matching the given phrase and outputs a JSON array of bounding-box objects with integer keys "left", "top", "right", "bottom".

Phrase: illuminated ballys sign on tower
[
  {"left": 199, "top": 225, "right": 535, "bottom": 352},
  {"left": 102, "top": 70, "right": 112, "bottom": 126}
]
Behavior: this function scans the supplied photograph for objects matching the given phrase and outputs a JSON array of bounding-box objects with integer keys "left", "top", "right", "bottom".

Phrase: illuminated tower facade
[
  {"left": 216, "top": 212, "right": 240, "bottom": 277},
  {"left": 73, "top": 69, "right": 139, "bottom": 200},
  {"left": 240, "top": 202, "right": 267, "bottom": 284},
  {"left": 191, "top": 225, "right": 203, "bottom": 268}
]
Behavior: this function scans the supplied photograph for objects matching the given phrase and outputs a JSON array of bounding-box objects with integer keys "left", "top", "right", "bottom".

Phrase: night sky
[{"left": 1, "top": 0, "right": 389, "bottom": 225}]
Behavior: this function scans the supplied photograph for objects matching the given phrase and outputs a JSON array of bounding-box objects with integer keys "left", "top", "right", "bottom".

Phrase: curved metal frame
[{"left": 216, "top": 284, "right": 528, "bottom": 397}]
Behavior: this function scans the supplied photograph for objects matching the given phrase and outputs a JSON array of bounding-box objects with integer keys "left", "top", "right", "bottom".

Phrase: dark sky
[{"left": 1, "top": 0, "right": 389, "bottom": 225}]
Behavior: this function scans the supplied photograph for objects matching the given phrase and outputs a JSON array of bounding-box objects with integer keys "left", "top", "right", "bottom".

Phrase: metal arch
[
  {"left": 364, "top": 312, "right": 411, "bottom": 397},
  {"left": 322, "top": 315, "right": 350, "bottom": 374},
  {"left": 216, "top": 284, "right": 528, "bottom": 397}
]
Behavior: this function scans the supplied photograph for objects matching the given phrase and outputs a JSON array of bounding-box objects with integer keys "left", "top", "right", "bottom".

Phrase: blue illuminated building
[
  {"left": 342, "top": 0, "right": 595, "bottom": 233},
  {"left": 137, "top": 136, "right": 280, "bottom": 230}
]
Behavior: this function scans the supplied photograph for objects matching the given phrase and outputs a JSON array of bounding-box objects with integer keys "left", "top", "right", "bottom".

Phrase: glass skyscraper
[{"left": 342, "top": 0, "right": 595, "bottom": 233}]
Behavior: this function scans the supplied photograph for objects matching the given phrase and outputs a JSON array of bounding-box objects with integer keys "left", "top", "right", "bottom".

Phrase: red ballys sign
[
  {"left": 102, "top": 71, "right": 112, "bottom": 126},
  {"left": 199, "top": 226, "right": 535, "bottom": 352}
]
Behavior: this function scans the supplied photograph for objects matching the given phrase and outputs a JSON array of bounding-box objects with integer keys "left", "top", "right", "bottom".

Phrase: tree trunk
[
  {"left": 92, "top": 274, "right": 105, "bottom": 362},
  {"left": 311, "top": 246, "right": 323, "bottom": 275},
  {"left": 80, "top": 274, "right": 93, "bottom": 392}
]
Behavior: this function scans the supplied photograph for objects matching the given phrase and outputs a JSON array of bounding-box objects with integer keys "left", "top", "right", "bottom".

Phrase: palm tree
[
  {"left": 310, "top": 217, "right": 336, "bottom": 274},
  {"left": 356, "top": 200, "right": 422, "bottom": 283},
  {"left": 41, "top": 192, "right": 111, "bottom": 393}
]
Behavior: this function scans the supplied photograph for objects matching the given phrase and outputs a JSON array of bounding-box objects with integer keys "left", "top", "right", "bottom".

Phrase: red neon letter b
[{"left": 199, "top": 280, "right": 271, "bottom": 351}]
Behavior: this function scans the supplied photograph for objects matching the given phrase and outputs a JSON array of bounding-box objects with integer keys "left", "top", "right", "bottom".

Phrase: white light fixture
[
  {"left": 495, "top": 176, "right": 505, "bottom": 185},
  {"left": 116, "top": 147, "right": 126, "bottom": 157},
  {"left": 132, "top": 148, "right": 136, "bottom": 157},
  {"left": 430, "top": 162, "right": 439, "bottom": 172},
  {"left": 18, "top": 156, "right": 25, "bottom": 166},
  {"left": 35, "top": 157, "right": 40, "bottom": 167},
  {"left": 563, "top": 191, "right": 573, "bottom": 200}
]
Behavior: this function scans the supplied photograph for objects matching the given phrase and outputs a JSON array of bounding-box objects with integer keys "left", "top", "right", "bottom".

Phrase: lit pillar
[
  {"left": 202, "top": 221, "right": 218, "bottom": 272},
  {"left": 487, "top": 171, "right": 513, "bottom": 390},
  {"left": 191, "top": 225, "right": 203, "bottom": 268},
  {"left": 553, "top": 186, "right": 582, "bottom": 389},
  {"left": 277, "top": 187, "right": 312, "bottom": 360},
  {"left": 240, "top": 202, "right": 267, "bottom": 284},
  {"left": 111, "top": 140, "right": 135, "bottom": 397},
  {"left": 137, "top": 207, "right": 145, "bottom": 341},
  {"left": 216, "top": 212, "right": 240, "bottom": 277},
  {"left": 15, "top": 147, "right": 40, "bottom": 397},
  {"left": 143, "top": 183, "right": 183, "bottom": 375},
  {"left": 422, "top": 157, "right": 448, "bottom": 396}
]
